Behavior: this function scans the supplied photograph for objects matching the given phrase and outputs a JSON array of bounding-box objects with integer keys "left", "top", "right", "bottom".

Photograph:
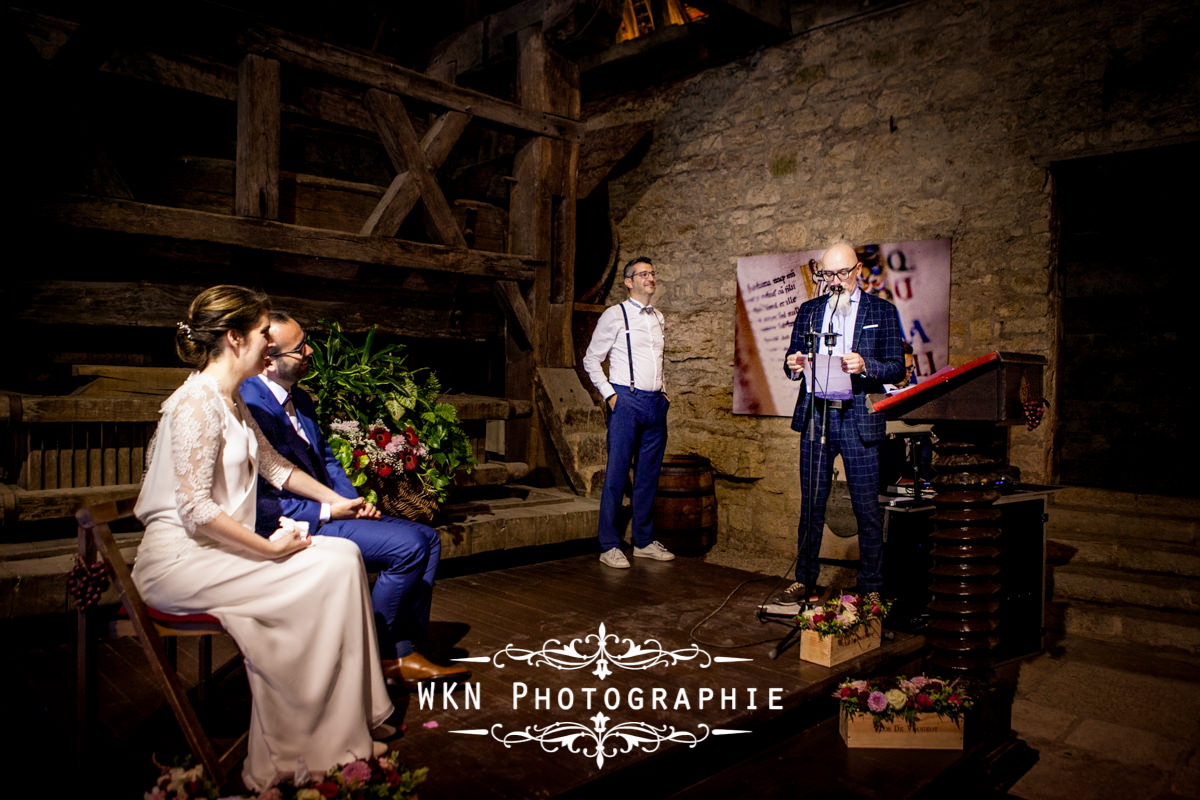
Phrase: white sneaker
[
  {"left": 633, "top": 541, "right": 676, "bottom": 561},
  {"left": 599, "top": 548, "right": 631, "bottom": 569}
]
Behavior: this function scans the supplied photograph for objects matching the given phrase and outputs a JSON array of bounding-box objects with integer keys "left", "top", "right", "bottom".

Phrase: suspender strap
[{"left": 619, "top": 302, "right": 636, "bottom": 392}]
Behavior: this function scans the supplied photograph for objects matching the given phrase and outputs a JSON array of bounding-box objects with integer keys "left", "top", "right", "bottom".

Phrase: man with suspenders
[{"left": 582, "top": 257, "right": 676, "bottom": 569}]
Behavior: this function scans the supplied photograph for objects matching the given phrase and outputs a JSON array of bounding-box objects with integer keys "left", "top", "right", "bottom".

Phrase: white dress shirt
[
  {"left": 582, "top": 298, "right": 666, "bottom": 400},
  {"left": 814, "top": 288, "right": 860, "bottom": 401}
]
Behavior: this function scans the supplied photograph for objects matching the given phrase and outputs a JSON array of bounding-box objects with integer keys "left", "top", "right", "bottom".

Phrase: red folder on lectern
[{"left": 870, "top": 351, "right": 1045, "bottom": 424}]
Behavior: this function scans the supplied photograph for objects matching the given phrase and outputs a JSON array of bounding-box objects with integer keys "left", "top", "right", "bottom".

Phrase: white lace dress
[{"left": 132, "top": 372, "right": 393, "bottom": 790}]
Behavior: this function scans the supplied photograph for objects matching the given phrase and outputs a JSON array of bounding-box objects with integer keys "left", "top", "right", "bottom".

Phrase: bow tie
[{"left": 641, "top": 305, "right": 655, "bottom": 314}]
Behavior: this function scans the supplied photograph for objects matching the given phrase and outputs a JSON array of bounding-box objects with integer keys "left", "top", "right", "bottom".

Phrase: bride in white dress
[{"left": 131, "top": 285, "right": 393, "bottom": 791}]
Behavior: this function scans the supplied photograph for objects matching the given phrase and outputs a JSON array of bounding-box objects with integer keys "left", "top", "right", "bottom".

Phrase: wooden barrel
[{"left": 651, "top": 454, "right": 717, "bottom": 554}]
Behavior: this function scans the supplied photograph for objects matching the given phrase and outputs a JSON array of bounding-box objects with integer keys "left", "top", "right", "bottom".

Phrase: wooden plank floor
[
  {"left": 6, "top": 554, "right": 931, "bottom": 797},
  {"left": 395, "top": 554, "right": 926, "bottom": 799}
]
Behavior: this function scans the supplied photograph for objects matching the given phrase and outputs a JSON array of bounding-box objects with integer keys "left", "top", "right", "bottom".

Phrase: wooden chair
[{"left": 76, "top": 498, "right": 247, "bottom": 784}]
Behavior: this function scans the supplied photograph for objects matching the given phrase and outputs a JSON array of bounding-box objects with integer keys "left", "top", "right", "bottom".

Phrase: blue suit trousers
[
  {"left": 598, "top": 385, "right": 668, "bottom": 551},
  {"left": 319, "top": 514, "right": 440, "bottom": 659},
  {"left": 796, "top": 404, "right": 884, "bottom": 592}
]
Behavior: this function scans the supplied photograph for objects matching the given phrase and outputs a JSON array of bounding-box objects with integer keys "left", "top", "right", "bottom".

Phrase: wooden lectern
[{"left": 870, "top": 351, "right": 1051, "bottom": 668}]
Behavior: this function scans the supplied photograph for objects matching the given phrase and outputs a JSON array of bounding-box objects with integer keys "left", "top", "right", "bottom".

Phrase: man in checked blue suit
[
  {"left": 240, "top": 312, "right": 468, "bottom": 689},
  {"left": 772, "top": 243, "right": 905, "bottom": 610}
]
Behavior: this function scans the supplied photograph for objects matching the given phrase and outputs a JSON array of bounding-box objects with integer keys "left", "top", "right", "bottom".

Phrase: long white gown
[{"left": 132, "top": 372, "right": 393, "bottom": 790}]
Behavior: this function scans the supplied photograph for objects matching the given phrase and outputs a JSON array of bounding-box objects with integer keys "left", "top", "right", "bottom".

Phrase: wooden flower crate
[
  {"left": 799, "top": 618, "right": 882, "bottom": 667},
  {"left": 838, "top": 711, "right": 964, "bottom": 749}
]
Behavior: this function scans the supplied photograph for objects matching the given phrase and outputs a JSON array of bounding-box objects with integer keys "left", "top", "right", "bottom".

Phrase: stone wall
[{"left": 583, "top": 0, "right": 1200, "bottom": 559}]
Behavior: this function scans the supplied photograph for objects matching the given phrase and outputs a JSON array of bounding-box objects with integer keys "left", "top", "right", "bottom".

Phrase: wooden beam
[
  {"left": 493, "top": 280, "right": 537, "bottom": 350},
  {"left": 364, "top": 90, "right": 466, "bottom": 247},
  {"left": 241, "top": 26, "right": 583, "bottom": 142},
  {"left": 0, "top": 393, "right": 162, "bottom": 424},
  {"left": 235, "top": 54, "right": 280, "bottom": 219},
  {"left": 39, "top": 196, "right": 540, "bottom": 281},
  {"left": 11, "top": 281, "right": 502, "bottom": 341},
  {"left": 360, "top": 109, "right": 471, "bottom": 237},
  {"left": 438, "top": 394, "right": 533, "bottom": 420},
  {"left": 426, "top": 0, "right": 543, "bottom": 81}
]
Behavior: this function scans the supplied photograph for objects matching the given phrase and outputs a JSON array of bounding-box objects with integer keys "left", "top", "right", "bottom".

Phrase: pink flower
[
  {"left": 340, "top": 760, "right": 372, "bottom": 786},
  {"left": 915, "top": 693, "right": 934, "bottom": 710},
  {"left": 947, "top": 694, "right": 962, "bottom": 706},
  {"left": 867, "top": 691, "right": 888, "bottom": 713}
]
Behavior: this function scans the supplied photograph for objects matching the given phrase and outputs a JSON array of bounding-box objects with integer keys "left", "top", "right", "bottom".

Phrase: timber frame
[{"left": 16, "top": 12, "right": 583, "bottom": 476}]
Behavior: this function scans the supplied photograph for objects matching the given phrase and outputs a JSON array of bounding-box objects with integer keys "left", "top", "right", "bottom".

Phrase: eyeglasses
[
  {"left": 269, "top": 336, "right": 307, "bottom": 358},
  {"left": 631, "top": 270, "right": 656, "bottom": 279},
  {"left": 816, "top": 266, "right": 858, "bottom": 281}
]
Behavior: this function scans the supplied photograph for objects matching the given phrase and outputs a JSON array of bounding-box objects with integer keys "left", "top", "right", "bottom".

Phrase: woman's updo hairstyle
[{"left": 175, "top": 285, "right": 271, "bottom": 369}]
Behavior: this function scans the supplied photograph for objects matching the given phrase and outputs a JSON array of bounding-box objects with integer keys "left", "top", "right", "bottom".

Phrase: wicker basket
[{"left": 365, "top": 473, "right": 439, "bottom": 523}]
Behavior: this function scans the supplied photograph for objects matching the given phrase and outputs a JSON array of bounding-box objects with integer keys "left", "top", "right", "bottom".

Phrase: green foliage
[{"left": 303, "top": 320, "right": 474, "bottom": 503}]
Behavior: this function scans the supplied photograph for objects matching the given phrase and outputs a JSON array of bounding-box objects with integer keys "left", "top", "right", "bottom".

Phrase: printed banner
[{"left": 733, "top": 240, "right": 951, "bottom": 416}]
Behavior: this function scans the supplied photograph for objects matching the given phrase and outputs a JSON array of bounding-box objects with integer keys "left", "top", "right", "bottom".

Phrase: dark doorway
[{"left": 1053, "top": 141, "right": 1199, "bottom": 498}]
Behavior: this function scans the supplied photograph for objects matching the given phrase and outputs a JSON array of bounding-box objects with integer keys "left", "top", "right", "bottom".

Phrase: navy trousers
[
  {"left": 598, "top": 385, "right": 668, "bottom": 551},
  {"left": 319, "top": 514, "right": 440, "bottom": 659},
  {"left": 796, "top": 403, "right": 884, "bottom": 592}
]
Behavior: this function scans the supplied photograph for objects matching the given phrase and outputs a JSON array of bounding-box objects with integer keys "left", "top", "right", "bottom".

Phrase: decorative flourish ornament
[{"left": 492, "top": 622, "right": 713, "bottom": 680}]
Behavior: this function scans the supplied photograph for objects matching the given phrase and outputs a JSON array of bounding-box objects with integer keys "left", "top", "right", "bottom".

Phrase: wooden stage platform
[{"left": 6, "top": 552, "right": 1022, "bottom": 798}]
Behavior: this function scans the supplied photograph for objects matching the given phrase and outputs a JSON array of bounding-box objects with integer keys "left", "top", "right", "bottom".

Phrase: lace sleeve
[
  {"left": 247, "top": 409, "right": 294, "bottom": 489},
  {"left": 168, "top": 382, "right": 226, "bottom": 530}
]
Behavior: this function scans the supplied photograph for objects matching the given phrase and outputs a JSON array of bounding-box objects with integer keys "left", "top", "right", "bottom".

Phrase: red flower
[
  {"left": 947, "top": 694, "right": 962, "bottom": 705},
  {"left": 316, "top": 781, "right": 340, "bottom": 798},
  {"left": 915, "top": 693, "right": 934, "bottom": 710},
  {"left": 352, "top": 448, "right": 367, "bottom": 460},
  {"left": 377, "top": 464, "right": 394, "bottom": 478},
  {"left": 370, "top": 427, "right": 392, "bottom": 448},
  {"left": 405, "top": 426, "right": 419, "bottom": 447},
  {"left": 403, "top": 452, "right": 419, "bottom": 471},
  {"left": 839, "top": 687, "right": 855, "bottom": 698},
  {"left": 811, "top": 613, "right": 825, "bottom": 624}
]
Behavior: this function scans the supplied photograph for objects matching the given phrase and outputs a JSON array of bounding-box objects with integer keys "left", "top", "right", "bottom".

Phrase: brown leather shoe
[{"left": 381, "top": 653, "right": 471, "bottom": 690}]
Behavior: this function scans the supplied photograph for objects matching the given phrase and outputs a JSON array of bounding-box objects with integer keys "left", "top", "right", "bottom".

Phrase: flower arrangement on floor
[
  {"left": 144, "top": 751, "right": 427, "bottom": 799},
  {"left": 797, "top": 594, "right": 890, "bottom": 639},
  {"left": 303, "top": 320, "right": 475, "bottom": 517},
  {"left": 833, "top": 675, "right": 974, "bottom": 731}
]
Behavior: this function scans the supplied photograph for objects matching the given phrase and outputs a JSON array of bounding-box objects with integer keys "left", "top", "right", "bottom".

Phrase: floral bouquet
[
  {"left": 797, "top": 594, "right": 890, "bottom": 639},
  {"left": 329, "top": 419, "right": 427, "bottom": 497},
  {"left": 328, "top": 418, "right": 438, "bottom": 522},
  {"left": 144, "top": 751, "right": 427, "bottom": 799},
  {"left": 833, "top": 675, "right": 973, "bottom": 731}
]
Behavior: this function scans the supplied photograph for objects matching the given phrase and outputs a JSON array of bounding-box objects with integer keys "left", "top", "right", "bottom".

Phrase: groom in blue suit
[
  {"left": 772, "top": 243, "right": 906, "bottom": 610},
  {"left": 240, "top": 312, "right": 468, "bottom": 688}
]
